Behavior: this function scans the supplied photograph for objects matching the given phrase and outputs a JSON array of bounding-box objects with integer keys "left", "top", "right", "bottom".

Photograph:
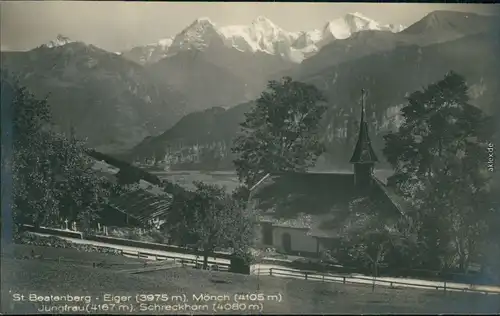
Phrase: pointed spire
[
  {"left": 360, "top": 88, "right": 366, "bottom": 129},
  {"left": 69, "top": 120, "right": 76, "bottom": 141},
  {"left": 349, "top": 89, "right": 378, "bottom": 164}
]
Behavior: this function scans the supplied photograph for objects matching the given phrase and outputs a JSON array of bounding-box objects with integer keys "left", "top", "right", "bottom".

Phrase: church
[{"left": 248, "top": 90, "right": 407, "bottom": 257}]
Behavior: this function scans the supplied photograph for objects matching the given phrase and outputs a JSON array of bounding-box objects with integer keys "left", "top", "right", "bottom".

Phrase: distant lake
[{"left": 152, "top": 170, "right": 241, "bottom": 193}]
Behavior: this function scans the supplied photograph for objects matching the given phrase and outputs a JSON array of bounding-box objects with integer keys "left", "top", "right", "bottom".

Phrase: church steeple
[
  {"left": 350, "top": 89, "right": 378, "bottom": 189},
  {"left": 70, "top": 124, "right": 76, "bottom": 141}
]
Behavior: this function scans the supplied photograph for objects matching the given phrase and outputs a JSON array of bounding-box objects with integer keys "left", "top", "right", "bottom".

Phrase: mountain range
[
  {"left": 121, "top": 13, "right": 405, "bottom": 65},
  {"left": 1, "top": 10, "right": 498, "bottom": 164},
  {"left": 120, "top": 12, "right": 406, "bottom": 110},
  {"left": 124, "top": 11, "right": 499, "bottom": 169},
  {"left": 287, "top": 10, "right": 499, "bottom": 79},
  {"left": 1, "top": 42, "right": 187, "bottom": 152}
]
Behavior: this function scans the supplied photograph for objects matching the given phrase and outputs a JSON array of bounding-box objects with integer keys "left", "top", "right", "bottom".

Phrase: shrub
[
  {"left": 150, "top": 230, "right": 167, "bottom": 244},
  {"left": 15, "top": 232, "right": 122, "bottom": 255}
]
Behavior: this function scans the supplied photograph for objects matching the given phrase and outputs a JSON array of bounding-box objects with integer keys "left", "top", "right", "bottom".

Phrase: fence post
[
  {"left": 269, "top": 268, "right": 273, "bottom": 276},
  {"left": 343, "top": 276, "right": 346, "bottom": 284},
  {"left": 444, "top": 281, "right": 447, "bottom": 293}
]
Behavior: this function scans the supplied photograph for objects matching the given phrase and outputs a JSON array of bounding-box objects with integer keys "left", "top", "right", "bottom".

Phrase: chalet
[
  {"left": 90, "top": 152, "right": 173, "bottom": 229},
  {"left": 249, "top": 90, "right": 407, "bottom": 257}
]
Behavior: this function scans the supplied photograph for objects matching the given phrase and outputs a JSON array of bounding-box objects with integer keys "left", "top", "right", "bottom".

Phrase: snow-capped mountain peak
[
  {"left": 252, "top": 16, "right": 277, "bottom": 28},
  {"left": 194, "top": 17, "right": 214, "bottom": 24},
  {"left": 345, "top": 12, "right": 373, "bottom": 21},
  {"left": 168, "top": 17, "right": 221, "bottom": 54},
  {"left": 157, "top": 37, "right": 174, "bottom": 49},
  {"left": 218, "top": 16, "right": 295, "bottom": 56},
  {"left": 186, "top": 17, "right": 217, "bottom": 31},
  {"left": 122, "top": 13, "right": 406, "bottom": 64},
  {"left": 321, "top": 12, "right": 406, "bottom": 40},
  {"left": 46, "top": 34, "right": 74, "bottom": 48},
  {"left": 344, "top": 12, "right": 381, "bottom": 31},
  {"left": 250, "top": 15, "right": 286, "bottom": 38}
]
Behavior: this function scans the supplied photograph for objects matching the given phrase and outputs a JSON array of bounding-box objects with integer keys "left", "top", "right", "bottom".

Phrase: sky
[{"left": 1, "top": 1, "right": 499, "bottom": 52}]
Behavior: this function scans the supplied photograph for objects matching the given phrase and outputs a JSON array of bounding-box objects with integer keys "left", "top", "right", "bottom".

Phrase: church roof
[
  {"left": 349, "top": 89, "right": 378, "bottom": 164},
  {"left": 349, "top": 121, "right": 379, "bottom": 164},
  {"left": 249, "top": 171, "right": 407, "bottom": 237},
  {"left": 249, "top": 172, "right": 407, "bottom": 238},
  {"left": 250, "top": 172, "right": 359, "bottom": 216}
]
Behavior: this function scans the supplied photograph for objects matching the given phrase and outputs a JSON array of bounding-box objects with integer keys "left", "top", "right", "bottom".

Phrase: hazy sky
[{"left": 1, "top": 1, "right": 498, "bottom": 52}]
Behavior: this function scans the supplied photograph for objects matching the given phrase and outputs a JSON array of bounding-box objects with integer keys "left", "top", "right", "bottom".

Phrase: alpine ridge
[
  {"left": 1, "top": 40, "right": 188, "bottom": 153},
  {"left": 121, "top": 12, "right": 406, "bottom": 64},
  {"left": 125, "top": 28, "right": 500, "bottom": 170},
  {"left": 44, "top": 34, "right": 75, "bottom": 48}
]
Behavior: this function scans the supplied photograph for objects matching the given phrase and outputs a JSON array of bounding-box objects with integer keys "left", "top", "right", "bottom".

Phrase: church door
[
  {"left": 282, "top": 233, "right": 292, "bottom": 253},
  {"left": 262, "top": 223, "right": 273, "bottom": 246}
]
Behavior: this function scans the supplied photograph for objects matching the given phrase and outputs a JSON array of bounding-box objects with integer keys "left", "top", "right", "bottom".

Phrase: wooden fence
[
  {"left": 22, "top": 225, "right": 499, "bottom": 294},
  {"left": 251, "top": 267, "right": 500, "bottom": 295},
  {"left": 120, "top": 249, "right": 230, "bottom": 272},
  {"left": 87, "top": 234, "right": 234, "bottom": 260}
]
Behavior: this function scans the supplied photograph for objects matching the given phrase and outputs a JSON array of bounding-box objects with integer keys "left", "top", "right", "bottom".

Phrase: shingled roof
[
  {"left": 109, "top": 189, "right": 172, "bottom": 223},
  {"left": 87, "top": 149, "right": 163, "bottom": 185},
  {"left": 90, "top": 154, "right": 174, "bottom": 225},
  {"left": 250, "top": 171, "right": 406, "bottom": 238},
  {"left": 350, "top": 121, "right": 379, "bottom": 164},
  {"left": 349, "top": 89, "right": 378, "bottom": 164}
]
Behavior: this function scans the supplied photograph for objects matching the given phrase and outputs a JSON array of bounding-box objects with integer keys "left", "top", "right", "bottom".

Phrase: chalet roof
[
  {"left": 250, "top": 171, "right": 406, "bottom": 236},
  {"left": 109, "top": 189, "right": 172, "bottom": 222},
  {"left": 87, "top": 149, "right": 163, "bottom": 185},
  {"left": 90, "top": 156, "right": 174, "bottom": 223}
]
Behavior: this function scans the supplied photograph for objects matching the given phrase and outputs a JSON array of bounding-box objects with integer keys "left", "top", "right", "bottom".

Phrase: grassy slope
[{"left": 2, "top": 246, "right": 499, "bottom": 314}]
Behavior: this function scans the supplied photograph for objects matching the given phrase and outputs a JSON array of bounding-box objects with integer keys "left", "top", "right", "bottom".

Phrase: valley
[{"left": 152, "top": 170, "right": 241, "bottom": 193}]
